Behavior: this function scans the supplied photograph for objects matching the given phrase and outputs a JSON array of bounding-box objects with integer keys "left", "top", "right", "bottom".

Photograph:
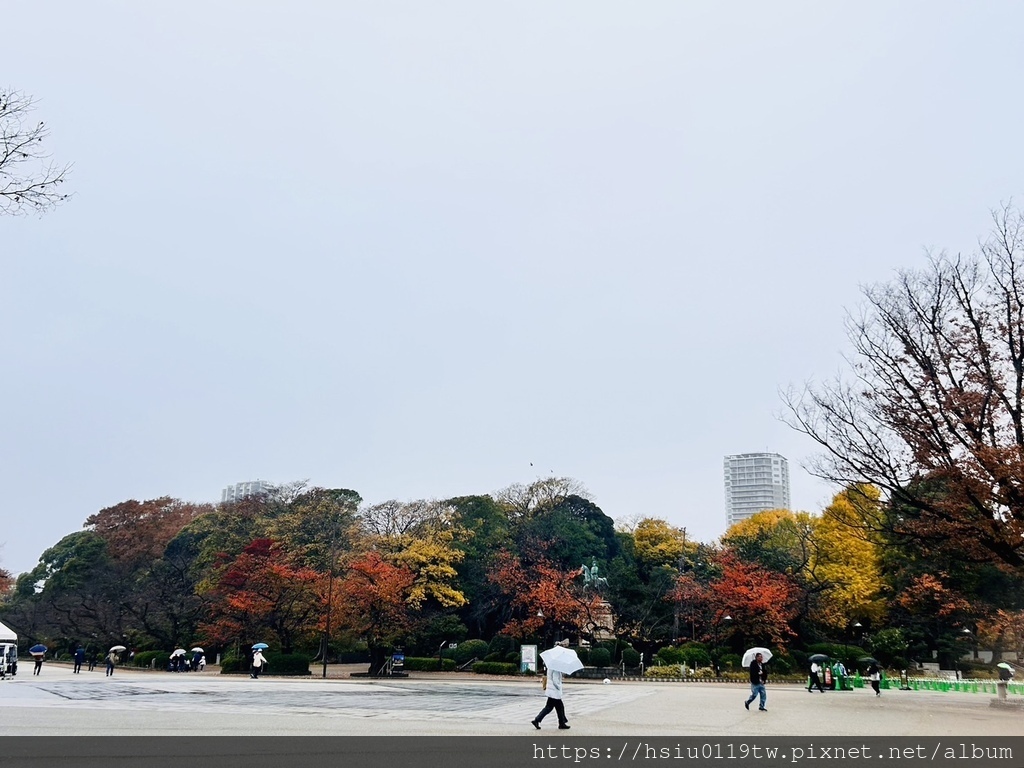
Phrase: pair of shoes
[
  {"left": 744, "top": 700, "right": 750, "bottom": 710},
  {"left": 531, "top": 720, "right": 541, "bottom": 730},
  {"left": 558, "top": 724, "right": 571, "bottom": 730},
  {"left": 759, "top": 707, "right": 768, "bottom": 711}
]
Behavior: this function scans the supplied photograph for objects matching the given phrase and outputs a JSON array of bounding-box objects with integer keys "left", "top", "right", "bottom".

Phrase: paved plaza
[{"left": 2, "top": 664, "right": 1022, "bottom": 736}]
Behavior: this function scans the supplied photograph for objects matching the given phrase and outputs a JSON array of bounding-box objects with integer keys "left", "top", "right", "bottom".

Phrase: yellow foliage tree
[{"left": 632, "top": 518, "right": 690, "bottom": 567}]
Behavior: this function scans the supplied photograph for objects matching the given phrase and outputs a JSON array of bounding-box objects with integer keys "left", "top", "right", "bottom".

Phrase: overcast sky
[{"left": 3, "top": 2, "right": 1023, "bottom": 577}]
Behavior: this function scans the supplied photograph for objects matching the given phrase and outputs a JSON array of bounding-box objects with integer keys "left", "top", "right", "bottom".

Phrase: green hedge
[
  {"left": 403, "top": 656, "right": 456, "bottom": 671},
  {"left": 450, "top": 639, "right": 489, "bottom": 665},
  {"left": 132, "top": 651, "right": 171, "bottom": 669},
  {"left": 472, "top": 662, "right": 519, "bottom": 675},
  {"left": 621, "top": 648, "right": 641, "bottom": 666},
  {"left": 589, "top": 648, "right": 612, "bottom": 667},
  {"left": 220, "top": 653, "right": 310, "bottom": 676}
]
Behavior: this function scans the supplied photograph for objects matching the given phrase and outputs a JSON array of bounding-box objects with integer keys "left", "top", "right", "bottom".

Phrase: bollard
[{"left": 996, "top": 681, "right": 1007, "bottom": 700}]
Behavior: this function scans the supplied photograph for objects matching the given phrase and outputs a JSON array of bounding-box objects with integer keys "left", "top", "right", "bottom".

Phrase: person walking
[
  {"left": 531, "top": 645, "right": 571, "bottom": 730},
  {"left": 250, "top": 649, "right": 267, "bottom": 679},
  {"left": 88, "top": 650, "right": 98, "bottom": 672},
  {"left": 867, "top": 662, "right": 882, "bottom": 696},
  {"left": 73, "top": 647, "right": 85, "bottom": 674},
  {"left": 744, "top": 652, "right": 768, "bottom": 711},
  {"left": 105, "top": 650, "right": 117, "bottom": 677},
  {"left": 33, "top": 655, "right": 44, "bottom": 676},
  {"left": 807, "top": 661, "right": 825, "bottom": 692}
]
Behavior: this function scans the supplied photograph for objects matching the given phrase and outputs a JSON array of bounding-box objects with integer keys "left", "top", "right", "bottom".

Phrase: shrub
[
  {"left": 452, "top": 639, "right": 489, "bottom": 665},
  {"left": 770, "top": 654, "right": 793, "bottom": 674},
  {"left": 133, "top": 651, "right": 170, "bottom": 669},
  {"left": 680, "top": 645, "right": 711, "bottom": 668},
  {"left": 657, "top": 646, "right": 684, "bottom": 665},
  {"left": 621, "top": 648, "right": 641, "bottom": 667},
  {"left": 589, "top": 648, "right": 612, "bottom": 667},
  {"left": 472, "top": 662, "right": 518, "bottom": 675},
  {"left": 402, "top": 656, "right": 456, "bottom": 671},
  {"left": 645, "top": 665, "right": 684, "bottom": 678},
  {"left": 573, "top": 647, "right": 591, "bottom": 665},
  {"left": 219, "top": 652, "right": 310, "bottom": 675},
  {"left": 719, "top": 653, "right": 741, "bottom": 670},
  {"left": 488, "top": 635, "right": 516, "bottom": 658}
]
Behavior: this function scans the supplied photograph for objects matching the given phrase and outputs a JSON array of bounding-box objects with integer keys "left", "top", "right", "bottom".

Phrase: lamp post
[
  {"left": 712, "top": 613, "right": 732, "bottom": 676},
  {"left": 845, "top": 621, "right": 862, "bottom": 665}
]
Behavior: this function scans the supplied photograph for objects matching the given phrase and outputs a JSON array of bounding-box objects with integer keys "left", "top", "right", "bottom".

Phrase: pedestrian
[
  {"left": 807, "top": 660, "right": 825, "bottom": 692},
  {"left": 250, "top": 649, "right": 267, "bottom": 679},
  {"left": 744, "top": 652, "right": 768, "bottom": 711},
  {"left": 74, "top": 646, "right": 85, "bottom": 674},
  {"left": 531, "top": 643, "right": 571, "bottom": 731},
  {"left": 88, "top": 650, "right": 97, "bottom": 672},
  {"left": 867, "top": 662, "right": 881, "bottom": 696},
  {"left": 105, "top": 651, "right": 117, "bottom": 677},
  {"left": 33, "top": 655, "right": 43, "bottom": 676},
  {"left": 198, "top": 654, "right": 206, "bottom": 671}
]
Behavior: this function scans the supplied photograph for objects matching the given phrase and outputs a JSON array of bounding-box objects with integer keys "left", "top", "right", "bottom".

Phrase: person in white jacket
[
  {"left": 531, "top": 643, "right": 571, "bottom": 730},
  {"left": 251, "top": 650, "right": 267, "bottom": 679}
]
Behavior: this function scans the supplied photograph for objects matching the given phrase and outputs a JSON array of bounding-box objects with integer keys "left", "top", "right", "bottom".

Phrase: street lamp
[{"left": 712, "top": 613, "right": 732, "bottom": 676}]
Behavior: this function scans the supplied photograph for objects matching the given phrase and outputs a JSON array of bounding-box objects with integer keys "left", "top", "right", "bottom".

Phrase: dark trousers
[
  {"left": 251, "top": 665, "right": 261, "bottom": 679},
  {"left": 74, "top": 661, "right": 82, "bottom": 673},
  {"left": 106, "top": 662, "right": 114, "bottom": 676},
  {"left": 870, "top": 679, "right": 880, "bottom": 695},
  {"left": 34, "top": 660, "right": 42, "bottom": 675},
  {"left": 808, "top": 672, "right": 824, "bottom": 691},
  {"left": 535, "top": 697, "right": 567, "bottom": 725}
]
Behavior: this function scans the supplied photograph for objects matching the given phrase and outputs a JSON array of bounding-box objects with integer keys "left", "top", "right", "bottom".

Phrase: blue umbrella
[
  {"left": 252, "top": 643, "right": 269, "bottom": 650},
  {"left": 29, "top": 644, "right": 48, "bottom": 655}
]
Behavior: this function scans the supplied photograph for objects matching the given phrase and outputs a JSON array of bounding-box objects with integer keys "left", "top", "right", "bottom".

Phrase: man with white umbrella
[
  {"left": 743, "top": 649, "right": 769, "bottom": 712},
  {"left": 532, "top": 640, "right": 575, "bottom": 731}
]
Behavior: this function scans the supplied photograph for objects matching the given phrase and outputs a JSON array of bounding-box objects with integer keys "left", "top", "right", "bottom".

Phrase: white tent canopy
[{"left": 0, "top": 620, "right": 17, "bottom": 643}]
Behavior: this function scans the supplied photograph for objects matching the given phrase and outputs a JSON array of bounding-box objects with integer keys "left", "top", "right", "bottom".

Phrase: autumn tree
[
  {"left": 333, "top": 551, "right": 417, "bottom": 671},
  {"left": 1, "top": 89, "right": 71, "bottom": 215},
  {"left": 201, "top": 538, "right": 324, "bottom": 653},
  {"left": 706, "top": 549, "right": 800, "bottom": 650},
  {"left": 486, "top": 550, "right": 604, "bottom": 643},
  {"left": 784, "top": 205, "right": 1024, "bottom": 571}
]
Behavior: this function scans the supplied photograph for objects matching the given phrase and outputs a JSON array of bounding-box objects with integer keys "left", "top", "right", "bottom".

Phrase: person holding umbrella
[
  {"left": 743, "top": 649, "right": 769, "bottom": 712},
  {"left": 807, "top": 655, "right": 828, "bottom": 692},
  {"left": 251, "top": 644, "right": 268, "bottom": 679},
  {"left": 866, "top": 661, "right": 882, "bottom": 696},
  {"left": 29, "top": 644, "right": 47, "bottom": 676},
  {"left": 106, "top": 645, "right": 125, "bottom": 676},
  {"left": 531, "top": 640, "right": 579, "bottom": 730}
]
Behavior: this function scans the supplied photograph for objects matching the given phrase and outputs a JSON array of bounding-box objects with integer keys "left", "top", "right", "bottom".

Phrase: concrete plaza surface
[{"left": 1, "top": 664, "right": 1021, "bottom": 736}]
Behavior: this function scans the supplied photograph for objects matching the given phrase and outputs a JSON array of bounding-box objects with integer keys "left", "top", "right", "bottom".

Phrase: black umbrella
[
  {"left": 858, "top": 656, "right": 880, "bottom": 666},
  {"left": 808, "top": 653, "right": 830, "bottom": 663}
]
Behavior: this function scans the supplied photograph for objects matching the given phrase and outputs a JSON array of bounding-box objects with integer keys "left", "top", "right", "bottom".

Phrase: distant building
[
  {"left": 723, "top": 453, "right": 790, "bottom": 528},
  {"left": 221, "top": 480, "right": 272, "bottom": 504}
]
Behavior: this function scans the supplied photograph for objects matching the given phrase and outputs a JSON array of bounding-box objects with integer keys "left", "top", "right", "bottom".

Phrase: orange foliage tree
[
  {"left": 200, "top": 538, "right": 324, "bottom": 653},
  {"left": 486, "top": 550, "right": 602, "bottom": 642},
  {"left": 706, "top": 549, "right": 801, "bottom": 650}
]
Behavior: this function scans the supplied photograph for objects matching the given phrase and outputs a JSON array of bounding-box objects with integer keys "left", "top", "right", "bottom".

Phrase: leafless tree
[
  {"left": 783, "top": 204, "right": 1024, "bottom": 569},
  {"left": 1, "top": 89, "right": 71, "bottom": 215}
]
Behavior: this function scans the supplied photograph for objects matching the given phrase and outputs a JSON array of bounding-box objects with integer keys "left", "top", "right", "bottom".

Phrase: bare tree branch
[{"left": 0, "top": 89, "right": 72, "bottom": 216}]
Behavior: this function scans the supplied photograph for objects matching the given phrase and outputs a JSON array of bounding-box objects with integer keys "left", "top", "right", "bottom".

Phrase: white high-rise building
[
  {"left": 221, "top": 480, "right": 272, "bottom": 504},
  {"left": 723, "top": 453, "right": 790, "bottom": 528}
]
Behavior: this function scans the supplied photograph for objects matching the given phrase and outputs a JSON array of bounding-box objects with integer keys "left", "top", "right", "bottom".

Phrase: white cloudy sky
[{"left": 3, "top": 2, "right": 1023, "bottom": 577}]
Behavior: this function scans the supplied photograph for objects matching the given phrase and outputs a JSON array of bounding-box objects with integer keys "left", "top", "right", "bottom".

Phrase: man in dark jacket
[{"left": 744, "top": 652, "right": 768, "bottom": 711}]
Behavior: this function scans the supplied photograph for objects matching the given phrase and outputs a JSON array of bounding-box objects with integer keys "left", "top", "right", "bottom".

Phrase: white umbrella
[
  {"left": 190, "top": 647, "right": 205, "bottom": 653},
  {"left": 997, "top": 662, "right": 1014, "bottom": 671},
  {"left": 742, "top": 647, "right": 773, "bottom": 667},
  {"left": 540, "top": 645, "right": 584, "bottom": 675},
  {"left": 109, "top": 645, "right": 127, "bottom": 653},
  {"left": 171, "top": 649, "right": 187, "bottom": 658}
]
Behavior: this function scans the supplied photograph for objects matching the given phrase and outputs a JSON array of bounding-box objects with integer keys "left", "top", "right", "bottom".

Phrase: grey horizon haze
[{"left": 3, "top": 2, "right": 1023, "bottom": 578}]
